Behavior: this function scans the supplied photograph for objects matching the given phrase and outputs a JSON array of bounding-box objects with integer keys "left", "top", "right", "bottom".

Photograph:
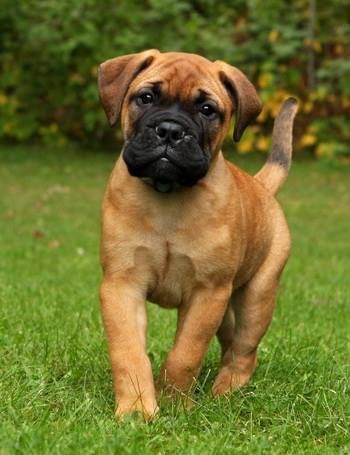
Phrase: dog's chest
[
  {"left": 148, "top": 243, "right": 192, "bottom": 308},
  {"left": 147, "top": 223, "right": 237, "bottom": 308}
]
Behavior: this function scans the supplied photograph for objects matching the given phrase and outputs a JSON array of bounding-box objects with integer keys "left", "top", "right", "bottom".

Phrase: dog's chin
[
  {"left": 137, "top": 157, "right": 179, "bottom": 193},
  {"left": 142, "top": 177, "right": 179, "bottom": 194}
]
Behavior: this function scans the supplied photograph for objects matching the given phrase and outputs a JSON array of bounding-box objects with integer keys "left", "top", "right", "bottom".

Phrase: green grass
[{"left": 0, "top": 145, "right": 349, "bottom": 454}]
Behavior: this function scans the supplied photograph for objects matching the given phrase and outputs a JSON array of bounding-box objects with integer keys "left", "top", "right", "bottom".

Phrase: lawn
[{"left": 0, "top": 145, "right": 349, "bottom": 454}]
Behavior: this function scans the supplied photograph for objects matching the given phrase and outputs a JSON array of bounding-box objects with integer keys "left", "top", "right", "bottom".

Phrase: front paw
[
  {"left": 211, "top": 366, "right": 251, "bottom": 396},
  {"left": 157, "top": 362, "right": 197, "bottom": 410},
  {"left": 116, "top": 399, "right": 159, "bottom": 421}
]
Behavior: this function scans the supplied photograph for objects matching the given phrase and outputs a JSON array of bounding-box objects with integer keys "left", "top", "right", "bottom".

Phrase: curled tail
[{"left": 255, "top": 97, "right": 298, "bottom": 195}]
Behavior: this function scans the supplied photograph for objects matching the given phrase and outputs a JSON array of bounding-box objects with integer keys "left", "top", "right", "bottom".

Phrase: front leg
[
  {"left": 159, "top": 284, "right": 232, "bottom": 394},
  {"left": 100, "top": 277, "right": 158, "bottom": 419}
]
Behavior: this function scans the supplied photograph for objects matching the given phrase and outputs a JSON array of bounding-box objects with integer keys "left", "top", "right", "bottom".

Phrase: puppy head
[{"left": 98, "top": 50, "right": 262, "bottom": 192}]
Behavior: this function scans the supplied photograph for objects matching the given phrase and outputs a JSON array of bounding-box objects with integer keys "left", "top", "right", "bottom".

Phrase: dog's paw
[
  {"left": 211, "top": 366, "right": 250, "bottom": 396},
  {"left": 115, "top": 400, "right": 159, "bottom": 421}
]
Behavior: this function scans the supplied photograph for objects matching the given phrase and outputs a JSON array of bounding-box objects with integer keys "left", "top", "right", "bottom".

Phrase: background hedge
[{"left": 0, "top": 0, "right": 349, "bottom": 159}]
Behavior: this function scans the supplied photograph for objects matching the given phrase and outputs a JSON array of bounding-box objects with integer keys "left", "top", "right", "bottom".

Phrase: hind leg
[
  {"left": 216, "top": 305, "right": 235, "bottom": 369},
  {"left": 212, "top": 255, "right": 285, "bottom": 396},
  {"left": 212, "top": 305, "right": 237, "bottom": 395}
]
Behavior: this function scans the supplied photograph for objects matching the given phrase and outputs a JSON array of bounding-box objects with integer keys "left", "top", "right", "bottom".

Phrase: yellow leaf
[
  {"left": 315, "top": 143, "right": 335, "bottom": 158},
  {"left": 236, "top": 17, "right": 247, "bottom": 28},
  {"left": 303, "top": 101, "right": 314, "bottom": 113},
  {"left": 271, "top": 102, "right": 281, "bottom": 117},
  {"left": 3, "top": 122, "right": 14, "bottom": 133},
  {"left": 256, "top": 136, "right": 270, "bottom": 152},
  {"left": 313, "top": 40, "right": 322, "bottom": 52},
  {"left": 69, "top": 73, "right": 83, "bottom": 83},
  {"left": 90, "top": 66, "right": 98, "bottom": 77},
  {"left": 301, "top": 134, "right": 317, "bottom": 147},
  {"left": 258, "top": 73, "right": 273, "bottom": 89},
  {"left": 257, "top": 107, "right": 268, "bottom": 123},
  {"left": 268, "top": 30, "right": 279, "bottom": 43},
  {"left": 341, "top": 97, "right": 350, "bottom": 108},
  {"left": 0, "top": 93, "right": 8, "bottom": 105},
  {"left": 334, "top": 43, "right": 345, "bottom": 56},
  {"left": 237, "top": 137, "right": 254, "bottom": 154}
]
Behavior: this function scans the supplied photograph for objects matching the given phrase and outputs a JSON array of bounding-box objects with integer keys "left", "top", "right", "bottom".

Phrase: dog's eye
[
  {"left": 137, "top": 92, "right": 154, "bottom": 105},
  {"left": 200, "top": 104, "right": 216, "bottom": 117}
]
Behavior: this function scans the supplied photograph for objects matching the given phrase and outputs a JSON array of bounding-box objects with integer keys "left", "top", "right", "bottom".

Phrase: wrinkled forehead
[{"left": 130, "top": 53, "right": 228, "bottom": 104}]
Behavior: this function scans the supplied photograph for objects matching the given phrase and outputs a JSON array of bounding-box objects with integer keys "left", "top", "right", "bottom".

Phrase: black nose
[{"left": 155, "top": 121, "right": 185, "bottom": 145}]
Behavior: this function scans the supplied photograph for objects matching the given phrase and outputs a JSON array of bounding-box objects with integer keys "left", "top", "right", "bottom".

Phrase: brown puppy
[{"left": 98, "top": 49, "right": 298, "bottom": 419}]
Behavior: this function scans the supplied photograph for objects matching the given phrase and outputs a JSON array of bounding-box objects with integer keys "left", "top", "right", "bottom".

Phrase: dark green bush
[{"left": 0, "top": 0, "right": 349, "bottom": 160}]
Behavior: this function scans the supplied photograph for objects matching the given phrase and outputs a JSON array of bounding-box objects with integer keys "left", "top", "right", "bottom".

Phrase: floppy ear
[
  {"left": 98, "top": 49, "right": 159, "bottom": 126},
  {"left": 215, "top": 61, "right": 262, "bottom": 142}
]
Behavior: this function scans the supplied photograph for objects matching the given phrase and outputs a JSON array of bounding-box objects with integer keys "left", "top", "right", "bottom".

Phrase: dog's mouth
[{"left": 123, "top": 128, "right": 210, "bottom": 193}]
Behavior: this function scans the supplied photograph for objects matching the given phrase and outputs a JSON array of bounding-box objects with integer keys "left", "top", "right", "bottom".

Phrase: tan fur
[{"left": 98, "top": 51, "right": 297, "bottom": 419}]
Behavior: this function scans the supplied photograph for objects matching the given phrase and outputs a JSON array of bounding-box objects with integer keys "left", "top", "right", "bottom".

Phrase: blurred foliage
[{"left": 0, "top": 0, "right": 349, "bottom": 161}]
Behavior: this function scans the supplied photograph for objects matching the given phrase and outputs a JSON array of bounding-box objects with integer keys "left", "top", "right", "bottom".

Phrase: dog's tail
[{"left": 255, "top": 97, "right": 298, "bottom": 195}]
